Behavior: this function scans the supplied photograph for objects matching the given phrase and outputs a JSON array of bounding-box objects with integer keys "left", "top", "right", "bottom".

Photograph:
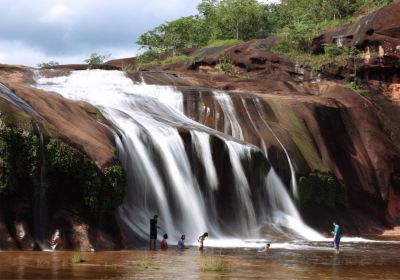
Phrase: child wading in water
[
  {"left": 197, "top": 232, "right": 208, "bottom": 250},
  {"left": 161, "top": 233, "right": 168, "bottom": 250},
  {"left": 258, "top": 243, "right": 270, "bottom": 253},
  {"left": 177, "top": 234, "right": 186, "bottom": 250}
]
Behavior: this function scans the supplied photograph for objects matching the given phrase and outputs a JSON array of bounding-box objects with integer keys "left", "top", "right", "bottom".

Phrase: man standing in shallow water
[
  {"left": 332, "top": 222, "right": 342, "bottom": 255},
  {"left": 150, "top": 214, "right": 159, "bottom": 250}
]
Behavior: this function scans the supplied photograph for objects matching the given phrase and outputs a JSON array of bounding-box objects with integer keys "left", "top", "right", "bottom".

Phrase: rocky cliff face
[
  {"left": 125, "top": 3, "right": 400, "bottom": 233},
  {"left": 131, "top": 70, "right": 399, "bottom": 234},
  {"left": 0, "top": 65, "right": 125, "bottom": 251}
]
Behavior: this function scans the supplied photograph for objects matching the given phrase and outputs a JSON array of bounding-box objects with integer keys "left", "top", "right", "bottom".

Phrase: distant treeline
[{"left": 137, "top": 0, "right": 392, "bottom": 55}]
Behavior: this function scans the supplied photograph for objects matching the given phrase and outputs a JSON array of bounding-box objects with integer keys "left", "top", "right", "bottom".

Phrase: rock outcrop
[{"left": 0, "top": 65, "right": 125, "bottom": 251}]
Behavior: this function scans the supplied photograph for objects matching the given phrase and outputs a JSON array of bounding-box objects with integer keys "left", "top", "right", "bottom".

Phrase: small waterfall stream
[
  {"left": 35, "top": 70, "right": 323, "bottom": 244},
  {"left": 0, "top": 83, "right": 49, "bottom": 250}
]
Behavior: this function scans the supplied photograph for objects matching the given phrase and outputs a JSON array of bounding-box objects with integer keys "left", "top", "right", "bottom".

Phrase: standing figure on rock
[
  {"left": 332, "top": 222, "right": 342, "bottom": 255},
  {"left": 198, "top": 232, "right": 208, "bottom": 251},
  {"left": 149, "top": 214, "right": 159, "bottom": 250}
]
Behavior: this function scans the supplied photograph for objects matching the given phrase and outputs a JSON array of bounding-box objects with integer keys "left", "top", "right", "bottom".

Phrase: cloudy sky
[{"left": 0, "top": 0, "right": 278, "bottom": 66}]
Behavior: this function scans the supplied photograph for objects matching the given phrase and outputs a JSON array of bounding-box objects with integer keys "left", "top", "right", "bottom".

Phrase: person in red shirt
[{"left": 161, "top": 233, "right": 168, "bottom": 250}]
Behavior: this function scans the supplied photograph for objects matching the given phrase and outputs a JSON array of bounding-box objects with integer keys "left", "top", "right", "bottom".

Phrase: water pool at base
[{"left": 2, "top": 240, "right": 400, "bottom": 279}]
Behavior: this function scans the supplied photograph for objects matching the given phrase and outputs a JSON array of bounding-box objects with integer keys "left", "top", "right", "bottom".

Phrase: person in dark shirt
[{"left": 149, "top": 214, "right": 159, "bottom": 250}]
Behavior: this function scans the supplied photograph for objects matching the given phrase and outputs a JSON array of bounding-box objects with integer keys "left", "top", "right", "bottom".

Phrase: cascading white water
[
  {"left": 213, "top": 91, "right": 244, "bottom": 140},
  {"left": 35, "top": 69, "right": 323, "bottom": 245},
  {"left": 213, "top": 90, "right": 318, "bottom": 238},
  {"left": 253, "top": 98, "right": 299, "bottom": 199},
  {"left": 225, "top": 141, "right": 257, "bottom": 234},
  {"left": 190, "top": 131, "right": 218, "bottom": 191}
]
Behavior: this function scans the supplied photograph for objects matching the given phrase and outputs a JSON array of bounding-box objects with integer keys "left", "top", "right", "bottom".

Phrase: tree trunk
[{"left": 236, "top": 20, "right": 239, "bottom": 40}]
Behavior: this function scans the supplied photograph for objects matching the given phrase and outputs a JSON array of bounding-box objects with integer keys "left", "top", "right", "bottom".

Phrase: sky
[{"left": 0, "top": 0, "right": 278, "bottom": 66}]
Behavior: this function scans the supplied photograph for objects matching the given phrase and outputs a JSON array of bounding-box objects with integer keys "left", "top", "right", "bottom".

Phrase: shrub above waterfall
[{"left": 84, "top": 53, "right": 108, "bottom": 69}]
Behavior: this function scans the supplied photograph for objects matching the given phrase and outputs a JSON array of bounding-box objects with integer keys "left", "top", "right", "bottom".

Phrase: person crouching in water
[
  {"left": 161, "top": 233, "right": 168, "bottom": 250},
  {"left": 198, "top": 232, "right": 208, "bottom": 250},
  {"left": 258, "top": 243, "right": 270, "bottom": 253},
  {"left": 177, "top": 234, "right": 186, "bottom": 250},
  {"left": 332, "top": 222, "right": 342, "bottom": 255}
]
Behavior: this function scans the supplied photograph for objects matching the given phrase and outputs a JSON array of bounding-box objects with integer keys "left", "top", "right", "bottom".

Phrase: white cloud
[
  {"left": 0, "top": 0, "right": 281, "bottom": 66},
  {"left": 0, "top": 0, "right": 199, "bottom": 65},
  {"left": 40, "top": 3, "right": 70, "bottom": 24}
]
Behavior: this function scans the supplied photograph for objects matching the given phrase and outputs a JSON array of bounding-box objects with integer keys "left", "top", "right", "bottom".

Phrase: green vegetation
[
  {"left": 201, "top": 256, "right": 231, "bottom": 272},
  {"left": 298, "top": 172, "right": 348, "bottom": 209},
  {"left": 137, "top": 0, "right": 392, "bottom": 54},
  {"left": 0, "top": 126, "right": 39, "bottom": 202},
  {"left": 346, "top": 81, "right": 364, "bottom": 95},
  {"left": 84, "top": 53, "right": 108, "bottom": 69},
  {"left": 136, "top": 53, "right": 195, "bottom": 69},
  {"left": 282, "top": 45, "right": 361, "bottom": 75},
  {"left": 135, "top": 0, "right": 392, "bottom": 68},
  {"left": 37, "top": 61, "right": 60, "bottom": 68},
  {"left": 217, "top": 52, "right": 235, "bottom": 74},
  {"left": 72, "top": 254, "right": 85, "bottom": 264},
  {"left": 0, "top": 124, "right": 125, "bottom": 228},
  {"left": 206, "top": 39, "right": 243, "bottom": 48},
  {"left": 46, "top": 140, "right": 125, "bottom": 226},
  {"left": 270, "top": 0, "right": 391, "bottom": 54},
  {"left": 134, "top": 259, "right": 160, "bottom": 270},
  {"left": 137, "top": 0, "right": 269, "bottom": 53}
]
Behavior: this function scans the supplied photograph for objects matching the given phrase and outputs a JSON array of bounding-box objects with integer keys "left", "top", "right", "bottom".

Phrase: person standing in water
[
  {"left": 198, "top": 232, "right": 208, "bottom": 250},
  {"left": 149, "top": 214, "right": 159, "bottom": 250},
  {"left": 177, "top": 234, "right": 187, "bottom": 250},
  {"left": 332, "top": 222, "right": 342, "bottom": 255}
]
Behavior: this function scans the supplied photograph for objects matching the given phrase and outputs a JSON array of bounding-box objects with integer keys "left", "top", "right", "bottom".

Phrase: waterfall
[
  {"left": 190, "top": 131, "right": 218, "bottom": 191},
  {"left": 35, "top": 70, "right": 322, "bottom": 244},
  {"left": 253, "top": 98, "right": 299, "bottom": 199},
  {"left": 213, "top": 91, "right": 244, "bottom": 140}
]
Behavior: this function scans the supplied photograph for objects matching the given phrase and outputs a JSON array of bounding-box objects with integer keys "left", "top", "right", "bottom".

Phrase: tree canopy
[{"left": 136, "top": 0, "right": 393, "bottom": 55}]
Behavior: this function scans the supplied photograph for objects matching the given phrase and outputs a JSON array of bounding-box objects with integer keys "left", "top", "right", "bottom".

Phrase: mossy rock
[{"left": 298, "top": 172, "right": 348, "bottom": 209}]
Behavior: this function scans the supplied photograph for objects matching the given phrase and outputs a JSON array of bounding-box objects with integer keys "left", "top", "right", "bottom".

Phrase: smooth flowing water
[{"left": 34, "top": 70, "right": 321, "bottom": 245}]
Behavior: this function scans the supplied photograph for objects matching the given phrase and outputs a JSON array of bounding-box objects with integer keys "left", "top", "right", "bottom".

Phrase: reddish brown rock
[{"left": 311, "top": 2, "right": 400, "bottom": 58}]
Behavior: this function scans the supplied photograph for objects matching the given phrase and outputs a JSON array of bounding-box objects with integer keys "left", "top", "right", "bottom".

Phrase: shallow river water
[{"left": 2, "top": 239, "right": 400, "bottom": 280}]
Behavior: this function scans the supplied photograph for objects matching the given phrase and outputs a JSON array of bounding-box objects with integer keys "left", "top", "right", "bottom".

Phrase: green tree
[
  {"left": 215, "top": 0, "right": 269, "bottom": 40},
  {"left": 137, "top": 16, "right": 208, "bottom": 54},
  {"left": 137, "top": 0, "right": 270, "bottom": 52},
  {"left": 84, "top": 53, "right": 107, "bottom": 69},
  {"left": 37, "top": 61, "right": 60, "bottom": 68}
]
